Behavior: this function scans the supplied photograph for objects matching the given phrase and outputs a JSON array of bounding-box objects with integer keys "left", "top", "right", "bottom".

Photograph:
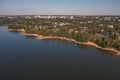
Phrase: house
[{"left": 108, "top": 25, "right": 114, "bottom": 28}]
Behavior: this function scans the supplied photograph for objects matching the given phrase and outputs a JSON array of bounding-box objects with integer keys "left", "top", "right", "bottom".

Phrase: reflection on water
[
  {"left": 42, "top": 39, "right": 74, "bottom": 45},
  {"left": 7, "top": 27, "right": 120, "bottom": 59},
  {"left": 25, "top": 35, "right": 37, "bottom": 39},
  {"left": 1, "top": 26, "right": 120, "bottom": 80},
  {"left": 96, "top": 48, "right": 120, "bottom": 59},
  {"left": 42, "top": 38, "right": 120, "bottom": 59}
]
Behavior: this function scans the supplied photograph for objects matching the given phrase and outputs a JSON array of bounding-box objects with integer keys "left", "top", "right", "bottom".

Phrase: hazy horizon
[{"left": 0, "top": 0, "right": 120, "bottom": 15}]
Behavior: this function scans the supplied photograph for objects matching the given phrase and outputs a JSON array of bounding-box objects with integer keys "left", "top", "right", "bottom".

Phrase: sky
[{"left": 0, "top": 0, "right": 120, "bottom": 15}]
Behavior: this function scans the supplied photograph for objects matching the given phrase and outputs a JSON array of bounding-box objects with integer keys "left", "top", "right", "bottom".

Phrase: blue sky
[{"left": 0, "top": 0, "right": 120, "bottom": 15}]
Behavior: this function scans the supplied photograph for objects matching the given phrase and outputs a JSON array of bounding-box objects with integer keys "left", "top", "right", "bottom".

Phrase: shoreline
[{"left": 8, "top": 28, "right": 120, "bottom": 57}]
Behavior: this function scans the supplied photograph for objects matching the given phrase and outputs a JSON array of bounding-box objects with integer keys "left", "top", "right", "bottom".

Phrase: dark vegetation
[{"left": 0, "top": 15, "right": 120, "bottom": 50}]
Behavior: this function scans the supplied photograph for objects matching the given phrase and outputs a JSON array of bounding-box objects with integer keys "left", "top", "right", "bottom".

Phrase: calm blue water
[{"left": 0, "top": 26, "right": 120, "bottom": 80}]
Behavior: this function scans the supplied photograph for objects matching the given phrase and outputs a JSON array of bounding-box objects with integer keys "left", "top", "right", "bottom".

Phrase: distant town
[{"left": 0, "top": 15, "right": 120, "bottom": 52}]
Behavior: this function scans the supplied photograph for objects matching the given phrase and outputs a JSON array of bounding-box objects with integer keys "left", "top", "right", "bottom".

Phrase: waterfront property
[
  {"left": 1, "top": 15, "right": 120, "bottom": 54},
  {"left": 0, "top": 26, "right": 120, "bottom": 79}
]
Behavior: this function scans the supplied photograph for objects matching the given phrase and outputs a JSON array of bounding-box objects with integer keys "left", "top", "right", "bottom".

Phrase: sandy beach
[{"left": 8, "top": 28, "right": 120, "bottom": 57}]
